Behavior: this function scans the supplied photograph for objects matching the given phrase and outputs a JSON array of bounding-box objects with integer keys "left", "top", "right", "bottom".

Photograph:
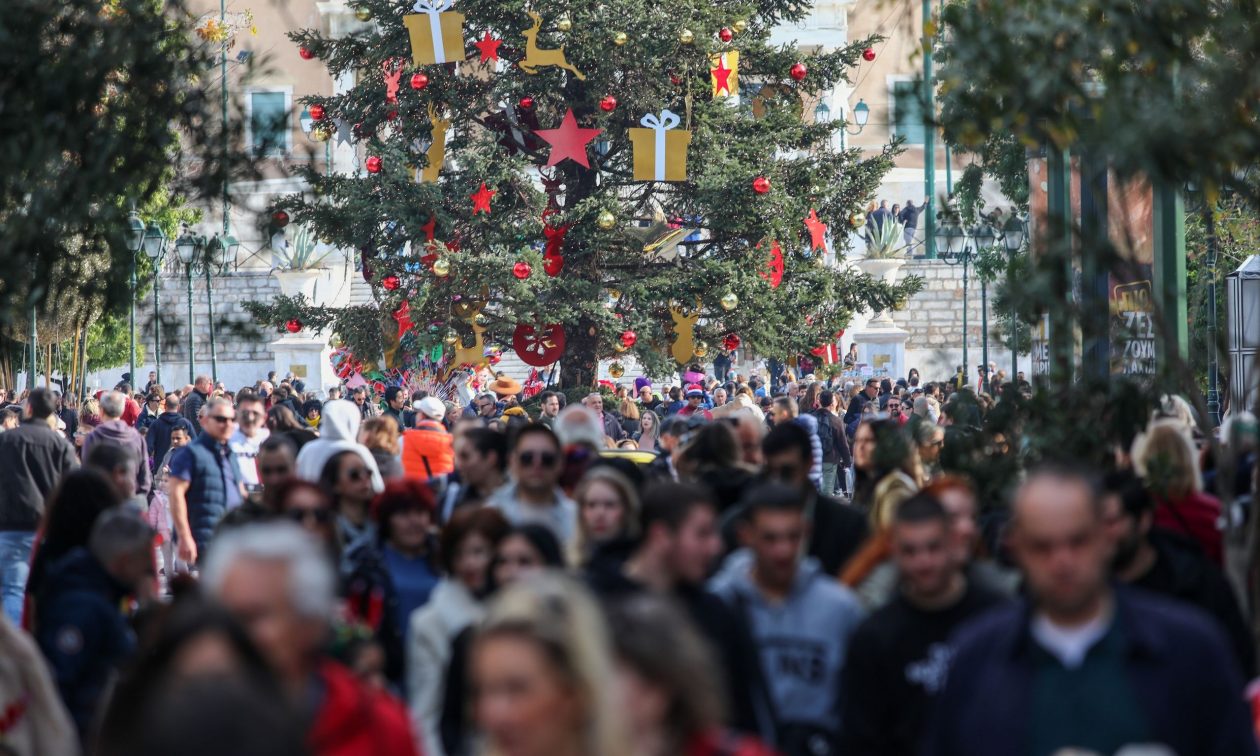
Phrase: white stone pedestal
[
  {"left": 270, "top": 334, "right": 339, "bottom": 393},
  {"left": 852, "top": 325, "right": 910, "bottom": 379}
]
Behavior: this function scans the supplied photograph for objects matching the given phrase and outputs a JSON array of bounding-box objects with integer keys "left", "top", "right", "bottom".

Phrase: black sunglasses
[
  {"left": 209, "top": 415, "right": 234, "bottom": 424},
  {"left": 518, "top": 450, "right": 558, "bottom": 467},
  {"left": 287, "top": 508, "right": 334, "bottom": 524},
  {"left": 343, "top": 467, "right": 370, "bottom": 481}
]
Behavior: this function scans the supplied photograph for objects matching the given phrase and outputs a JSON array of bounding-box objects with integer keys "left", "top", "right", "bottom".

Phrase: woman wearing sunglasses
[{"left": 319, "top": 451, "right": 378, "bottom": 554}]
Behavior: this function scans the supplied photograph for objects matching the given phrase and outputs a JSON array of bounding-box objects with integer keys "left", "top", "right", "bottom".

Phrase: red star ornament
[
  {"left": 535, "top": 108, "right": 602, "bottom": 169},
  {"left": 804, "top": 208, "right": 828, "bottom": 252},
  {"left": 474, "top": 32, "right": 502, "bottom": 63},
  {"left": 470, "top": 183, "right": 496, "bottom": 215},
  {"left": 711, "top": 55, "right": 734, "bottom": 96}
]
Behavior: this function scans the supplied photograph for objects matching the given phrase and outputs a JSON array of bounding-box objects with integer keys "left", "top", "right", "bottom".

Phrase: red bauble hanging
[
  {"left": 723, "top": 333, "right": 742, "bottom": 352},
  {"left": 543, "top": 255, "right": 564, "bottom": 276},
  {"left": 410, "top": 72, "right": 429, "bottom": 90},
  {"left": 718, "top": 27, "right": 733, "bottom": 42},
  {"left": 519, "top": 96, "right": 534, "bottom": 109},
  {"left": 752, "top": 176, "right": 771, "bottom": 194},
  {"left": 285, "top": 318, "right": 303, "bottom": 334},
  {"left": 790, "top": 63, "right": 807, "bottom": 81},
  {"left": 299, "top": 46, "right": 314, "bottom": 60},
  {"left": 670, "top": 73, "right": 682, "bottom": 86},
  {"left": 309, "top": 104, "right": 325, "bottom": 120},
  {"left": 382, "top": 275, "right": 401, "bottom": 291},
  {"left": 272, "top": 210, "right": 290, "bottom": 227},
  {"left": 599, "top": 95, "right": 617, "bottom": 112},
  {"left": 862, "top": 47, "right": 876, "bottom": 62},
  {"left": 365, "top": 156, "right": 383, "bottom": 173},
  {"left": 620, "top": 330, "right": 637, "bottom": 348},
  {"left": 512, "top": 261, "right": 532, "bottom": 279}
]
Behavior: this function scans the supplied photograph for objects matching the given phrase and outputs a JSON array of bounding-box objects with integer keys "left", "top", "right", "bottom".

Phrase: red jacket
[
  {"left": 309, "top": 660, "right": 420, "bottom": 756},
  {"left": 1154, "top": 491, "right": 1223, "bottom": 566}
]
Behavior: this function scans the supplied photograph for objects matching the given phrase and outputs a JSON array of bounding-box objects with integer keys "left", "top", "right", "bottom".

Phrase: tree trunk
[{"left": 560, "top": 314, "right": 599, "bottom": 389}]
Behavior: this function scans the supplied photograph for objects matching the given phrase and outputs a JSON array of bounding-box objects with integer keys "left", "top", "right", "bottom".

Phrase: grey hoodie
[
  {"left": 709, "top": 549, "right": 865, "bottom": 737},
  {"left": 294, "top": 399, "right": 385, "bottom": 493}
]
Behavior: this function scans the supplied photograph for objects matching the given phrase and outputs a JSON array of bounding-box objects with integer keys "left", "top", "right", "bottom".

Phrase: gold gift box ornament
[
  {"left": 404, "top": 0, "right": 466, "bottom": 66},
  {"left": 629, "top": 109, "right": 691, "bottom": 182}
]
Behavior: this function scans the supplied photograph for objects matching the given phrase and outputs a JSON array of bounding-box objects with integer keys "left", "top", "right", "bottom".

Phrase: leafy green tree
[{"left": 247, "top": 0, "right": 921, "bottom": 385}]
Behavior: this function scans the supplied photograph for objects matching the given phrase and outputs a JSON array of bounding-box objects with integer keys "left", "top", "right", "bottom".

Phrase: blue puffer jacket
[
  {"left": 169, "top": 432, "right": 242, "bottom": 551},
  {"left": 35, "top": 548, "right": 134, "bottom": 738}
]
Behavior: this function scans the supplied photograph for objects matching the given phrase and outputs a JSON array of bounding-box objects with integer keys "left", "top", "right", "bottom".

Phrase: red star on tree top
[
  {"left": 474, "top": 32, "right": 502, "bottom": 63},
  {"left": 804, "top": 208, "right": 828, "bottom": 252},
  {"left": 535, "top": 108, "right": 602, "bottom": 169},
  {"left": 470, "top": 183, "right": 496, "bottom": 215},
  {"left": 711, "top": 56, "right": 734, "bottom": 95}
]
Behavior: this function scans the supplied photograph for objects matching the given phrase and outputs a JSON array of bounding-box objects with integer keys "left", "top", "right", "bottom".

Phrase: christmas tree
[{"left": 248, "top": 0, "right": 920, "bottom": 387}]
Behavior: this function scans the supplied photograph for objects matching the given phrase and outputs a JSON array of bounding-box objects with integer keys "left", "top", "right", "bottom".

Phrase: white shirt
[
  {"left": 228, "top": 427, "right": 270, "bottom": 488},
  {"left": 1030, "top": 610, "right": 1111, "bottom": 669}
]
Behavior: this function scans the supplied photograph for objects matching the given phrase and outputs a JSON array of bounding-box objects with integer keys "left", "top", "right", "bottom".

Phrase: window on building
[
  {"left": 891, "top": 80, "right": 926, "bottom": 145},
  {"left": 249, "top": 90, "right": 289, "bottom": 157}
]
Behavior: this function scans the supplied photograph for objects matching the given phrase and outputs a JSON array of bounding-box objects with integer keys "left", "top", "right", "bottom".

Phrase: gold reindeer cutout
[
  {"left": 419, "top": 104, "right": 450, "bottom": 183},
  {"left": 669, "top": 301, "right": 701, "bottom": 365},
  {"left": 519, "top": 12, "right": 585, "bottom": 80}
]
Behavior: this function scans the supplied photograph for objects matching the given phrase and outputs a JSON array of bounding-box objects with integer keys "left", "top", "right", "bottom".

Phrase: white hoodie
[{"left": 294, "top": 399, "right": 385, "bottom": 493}]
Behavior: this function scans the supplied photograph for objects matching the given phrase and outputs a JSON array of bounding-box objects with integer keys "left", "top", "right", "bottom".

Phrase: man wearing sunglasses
[
  {"left": 168, "top": 397, "right": 246, "bottom": 569},
  {"left": 486, "top": 425, "right": 577, "bottom": 547}
]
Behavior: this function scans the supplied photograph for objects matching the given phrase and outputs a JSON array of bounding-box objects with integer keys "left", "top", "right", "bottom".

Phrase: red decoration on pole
[
  {"left": 272, "top": 210, "right": 290, "bottom": 227},
  {"left": 382, "top": 275, "right": 401, "bottom": 291},
  {"left": 309, "top": 104, "right": 325, "bottom": 121},
  {"left": 512, "top": 323, "right": 566, "bottom": 366},
  {"left": 620, "top": 330, "right": 637, "bottom": 348},
  {"left": 365, "top": 156, "right": 383, "bottom": 173},
  {"left": 470, "top": 183, "right": 496, "bottom": 214},
  {"left": 718, "top": 27, "right": 733, "bottom": 42},
  {"left": 535, "top": 108, "right": 602, "bottom": 168},
  {"left": 474, "top": 32, "right": 502, "bottom": 63},
  {"left": 299, "top": 46, "right": 315, "bottom": 60},
  {"left": 752, "top": 176, "right": 771, "bottom": 194},
  {"left": 285, "top": 318, "right": 303, "bottom": 334},
  {"left": 804, "top": 208, "right": 828, "bottom": 252},
  {"left": 862, "top": 47, "right": 876, "bottom": 61},
  {"left": 790, "top": 63, "right": 807, "bottom": 81},
  {"left": 410, "top": 72, "right": 429, "bottom": 90},
  {"left": 512, "top": 261, "right": 532, "bottom": 279}
]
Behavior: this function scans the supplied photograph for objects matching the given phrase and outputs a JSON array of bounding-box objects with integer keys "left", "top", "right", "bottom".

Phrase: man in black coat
[
  {"left": 843, "top": 377, "right": 880, "bottom": 427},
  {"left": 146, "top": 393, "right": 196, "bottom": 472}
]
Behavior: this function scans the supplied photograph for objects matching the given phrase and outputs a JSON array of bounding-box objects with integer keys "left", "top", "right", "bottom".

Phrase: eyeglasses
[
  {"left": 259, "top": 465, "right": 291, "bottom": 476},
  {"left": 209, "top": 415, "right": 235, "bottom": 424},
  {"left": 287, "top": 508, "right": 334, "bottom": 524},
  {"left": 887, "top": 404, "right": 901, "bottom": 411},
  {"left": 518, "top": 450, "right": 558, "bottom": 467},
  {"left": 240, "top": 410, "right": 260, "bottom": 418},
  {"left": 343, "top": 467, "right": 370, "bottom": 481}
]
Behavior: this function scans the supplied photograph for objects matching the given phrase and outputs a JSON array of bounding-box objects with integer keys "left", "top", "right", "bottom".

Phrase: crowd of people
[{"left": 0, "top": 360, "right": 1257, "bottom": 756}]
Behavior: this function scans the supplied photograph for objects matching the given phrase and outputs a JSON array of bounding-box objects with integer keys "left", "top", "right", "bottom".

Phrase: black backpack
[{"left": 812, "top": 409, "right": 835, "bottom": 457}]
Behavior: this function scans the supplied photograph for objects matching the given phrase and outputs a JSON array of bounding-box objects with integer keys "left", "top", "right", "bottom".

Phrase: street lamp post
[
  {"left": 174, "top": 229, "right": 205, "bottom": 386},
  {"left": 142, "top": 223, "right": 168, "bottom": 386},
  {"left": 835, "top": 98, "right": 869, "bottom": 152},
  {"left": 1001, "top": 215, "right": 1028, "bottom": 384},
  {"left": 937, "top": 217, "right": 971, "bottom": 377},
  {"left": 125, "top": 211, "right": 146, "bottom": 388},
  {"left": 201, "top": 234, "right": 239, "bottom": 383},
  {"left": 972, "top": 223, "right": 997, "bottom": 382}
]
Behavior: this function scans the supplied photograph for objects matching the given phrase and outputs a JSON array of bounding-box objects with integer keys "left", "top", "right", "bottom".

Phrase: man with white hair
[
  {"left": 83, "top": 390, "right": 151, "bottom": 499},
  {"left": 582, "top": 392, "right": 625, "bottom": 442},
  {"left": 205, "top": 523, "right": 418, "bottom": 755}
]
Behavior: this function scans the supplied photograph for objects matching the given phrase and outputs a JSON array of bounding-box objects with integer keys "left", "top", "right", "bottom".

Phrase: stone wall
[
  {"left": 893, "top": 258, "right": 1008, "bottom": 354},
  {"left": 147, "top": 267, "right": 279, "bottom": 364}
]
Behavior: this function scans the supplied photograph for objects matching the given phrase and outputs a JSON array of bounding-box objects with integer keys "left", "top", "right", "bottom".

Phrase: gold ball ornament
[
  {"left": 613, "top": 32, "right": 628, "bottom": 46},
  {"left": 311, "top": 125, "right": 331, "bottom": 142},
  {"left": 444, "top": 331, "right": 459, "bottom": 346},
  {"left": 609, "top": 361, "right": 625, "bottom": 379},
  {"left": 556, "top": 16, "right": 572, "bottom": 31},
  {"left": 432, "top": 258, "right": 451, "bottom": 277},
  {"left": 679, "top": 28, "right": 695, "bottom": 44},
  {"left": 693, "top": 340, "right": 709, "bottom": 358},
  {"left": 720, "top": 292, "right": 739, "bottom": 311},
  {"left": 474, "top": 313, "right": 488, "bottom": 326},
  {"left": 354, "top": 6, "right": 372, "bottom": 21},
  {"left": 849, "top": 211, "right": 867, "bottom": 229},
  {"left": 596, "top": 210, "right": 616, "bottom": 230},
  {"left": 608, "top": 288, "right": 622, "bottom": 301},
  {"left": 733, "top": 19, "right": 747, "bottom": 33}
]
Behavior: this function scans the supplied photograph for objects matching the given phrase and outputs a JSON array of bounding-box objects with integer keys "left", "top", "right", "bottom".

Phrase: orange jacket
[{"left": 401, "top": 420, "right": 454, "bottom": 480}]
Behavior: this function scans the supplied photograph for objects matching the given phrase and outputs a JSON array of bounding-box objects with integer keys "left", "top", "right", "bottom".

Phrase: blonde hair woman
[
  {"left": 636, "top": 409, "right": 660, "bottom": 452},
  {"left": 572, "top": 467, "right": 641, "bottom": 563},
  {"left": 617, "top": 397, "right": 641, "bottom": 438},
  {"left": 472, "top": 572, "right": 631, "bottom": 756},
  {"left": 358, "top": 416, "right": 403, "bottom": 480},
  {"left": 1132, "top": 419, "right": 1223, "bottom": 565}
]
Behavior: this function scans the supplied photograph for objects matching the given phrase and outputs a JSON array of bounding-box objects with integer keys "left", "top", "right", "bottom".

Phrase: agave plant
[
  {"left": 866, "top": 217, "right": 907, "bottom": 259},
  {"left": 272, "top": 224, "right": 334, "bottom": 271}
]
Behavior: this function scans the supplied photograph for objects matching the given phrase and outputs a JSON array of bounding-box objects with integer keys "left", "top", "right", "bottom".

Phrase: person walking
[
  {"left": 897, "top": 198, "right": 927, "bottom": 250},
  {"left": 83, "top": 390, "right": 152, "bottom": 500},
  {"left": 0, "top": 388, "right": 77, "bottom": 624},
  {"left": 400, "top": 397, "right": 454, "bottom": 481},
  {"left": 180, "top": 375, "right": 211, "bottom": 429},
  {"left": 228, "top": 392, "right": 270, "bottom": 495},
  {"left": 486, "top": 425, "right": 577, "bottom": 548},
  {"left": 167, "top": 397, "right": 246, "bottom": 569},
  {"left": 923, "top": 465, "right": 1259, "bottom": 756}
]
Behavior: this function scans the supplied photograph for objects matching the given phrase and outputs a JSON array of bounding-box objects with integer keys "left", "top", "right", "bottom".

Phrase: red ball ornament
[
  {"left": 620, "top": 330, "right": 637, "bottom": 348},
  {"left": 365, "top": 156, "right": 383, "bottom": 174},
  {"left": 513, "top": 261, "right": 532, "bottom": 279},
  {"left": 718, "top": 27, "right": 733, "bottom": 42},
  {"left": 752, "top": 176, "right": 771, "bottom": 194},
  {"left": 670, "top": 73, "right": 682, "bottom": 86},
  {"left": 790, "top": 63, "right": 807, "bottom": 81},
  {"left": 285, "top": 318, "right": 303, "bottom": 334},
  {"left": 862, "top": 47, "right": 876, "bottom": 62},
  {"left": 723, "top": 333, "right": 742, "bottom": 352},
  {"left": 518, "top": 96, "right": 534, "bottom": 109},
  {"left": 310, "top": 104, "right": 326, "bottom": 121},
  {"left": 410, "top": 72, "right": 429, "bottom": 90},
  {"left": 272, "top": 210, "right": 290, "bottom": 227},
  {"left": 382, "top": 275, "right": 401, "bottom": 291},
  {"left": 599, "top": 95, "right": 617, "bottom": 112},
  {"left": 299, "top": 46, "right": 315, "bottom": 60},
  {"left": 386, "top": 109, "right": 399, "bottom": 121}
]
